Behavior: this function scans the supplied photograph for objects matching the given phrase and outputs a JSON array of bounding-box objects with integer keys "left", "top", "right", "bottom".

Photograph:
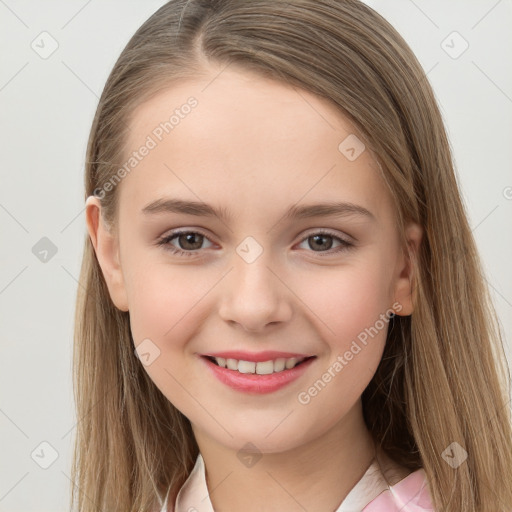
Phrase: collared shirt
[{"left": 157, "top": 449, "right": 435, "bottom": 512}]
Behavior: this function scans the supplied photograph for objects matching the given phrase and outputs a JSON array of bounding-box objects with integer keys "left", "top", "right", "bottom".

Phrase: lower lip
[{"left": 200, "top": 356, "right": 316, "bottom": 394}]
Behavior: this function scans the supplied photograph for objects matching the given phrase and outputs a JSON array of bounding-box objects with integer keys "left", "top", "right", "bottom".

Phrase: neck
[{"left": 192, "top": 400, "right": 376, "bottom": 512}]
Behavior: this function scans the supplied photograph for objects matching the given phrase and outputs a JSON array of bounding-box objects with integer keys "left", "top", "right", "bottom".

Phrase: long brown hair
[{"left": 71, "top": 1, "right": 512, "bottom": 510}]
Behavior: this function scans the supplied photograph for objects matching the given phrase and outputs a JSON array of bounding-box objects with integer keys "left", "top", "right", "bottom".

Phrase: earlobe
[
  {"left": 392, "top": 222, "right": 423, "bottom": 317},
  {"left": 85, "top": 196, "right": 129, "bottom": 312}
]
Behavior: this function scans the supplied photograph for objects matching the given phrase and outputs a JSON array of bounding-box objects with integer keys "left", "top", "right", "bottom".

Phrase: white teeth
[
  {"left": 211, "top": 356, "right": 307, "bottom": 374},
  {"left": 226, "top": 358, "right": 238, "bottom": 370},
  {"left": 255, "top": 360, "right": 274, "bottom": 375},
  {"left": 273, "top": 358, "right": 286, "bottom": 372},
  {"left": 285, "top": 357, "right": 298, "bottom": 369},
  {"left": 238, "top": 360, "right": 256, "bottom": 374}
]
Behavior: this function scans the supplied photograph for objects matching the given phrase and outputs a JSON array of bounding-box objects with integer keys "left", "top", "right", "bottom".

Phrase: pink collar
[{"left": 160, "top": 453, "right": 434, "bottom": 512}]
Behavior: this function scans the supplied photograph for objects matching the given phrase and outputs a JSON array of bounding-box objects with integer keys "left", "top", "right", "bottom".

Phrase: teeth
[
  {"left": 212, "top": 356, "right": 307, "bottom": 374},
  {"left": 255, "top": 360, "right": 274, "bottom": 375},
  {"left": 285, "top": 357, "right": 298, "bottom": 369},
  {"left": 237, "top": 360, "right": 256, "bottom": 373},
  {"left": 273, "top": 358, "right": 286, "bottom": 372},
  {"left": 226, "top": 358, "right": 238, "bottom": 370}
]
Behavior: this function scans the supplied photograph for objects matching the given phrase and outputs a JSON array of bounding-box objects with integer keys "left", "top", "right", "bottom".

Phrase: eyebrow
[
  {"left": 141, "top": 198, "right": 376, "bottom": 223},
  {"left": 142, "top": 197, "right": 376, "bottom": 222}
]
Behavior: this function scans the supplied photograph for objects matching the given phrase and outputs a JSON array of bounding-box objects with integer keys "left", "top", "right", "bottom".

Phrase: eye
[
  {"left": 296, "top": 230, "right": 353, "bottom": 256},
  {"left": 156, "top": 230, "right": 213, "bottom": 257},
  {"left": 156, "top": 229, "right": 354, "bottom": 257}
]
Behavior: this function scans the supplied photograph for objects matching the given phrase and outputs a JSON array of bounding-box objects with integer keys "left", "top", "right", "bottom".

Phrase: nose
[{"left": 217, "top": 248, "right": 293, "bottom": 333}]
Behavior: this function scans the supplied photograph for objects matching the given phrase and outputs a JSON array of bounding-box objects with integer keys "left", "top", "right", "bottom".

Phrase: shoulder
[
  {"left": 361, "top": 445, "right": 435, "bottom": 511},
  {"left": 362, "top": 467, "right": 435, "bottom": 511}
]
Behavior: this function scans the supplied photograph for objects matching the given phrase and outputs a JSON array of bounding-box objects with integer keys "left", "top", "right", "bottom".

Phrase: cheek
[
  {"left": 295, "top": 260, "right": 393, "bottom": 345},
  {"left": 292, "top": 261, "right": 393, "bottom": 403},
  {"left": 124, "top": 257, "right": 212, "bottom": 347},
  {"left": 293, "top": 266, "right": 392, "bottom": 425},
  {"left": 125, "top": 264, "right": 209, "bottom": 405}
]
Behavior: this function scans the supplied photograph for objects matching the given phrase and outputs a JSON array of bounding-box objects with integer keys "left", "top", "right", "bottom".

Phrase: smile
[
  {"left": 206, "top": 356, "right": 311, "bottom": 374},
  {"left": 200, "top": 353, "right": 317, "bottom": 394}
]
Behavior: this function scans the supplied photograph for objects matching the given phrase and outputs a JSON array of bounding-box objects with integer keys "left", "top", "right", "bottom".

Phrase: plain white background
[{"left": 0, "top": 1, "right": 511, "bottom": 510}]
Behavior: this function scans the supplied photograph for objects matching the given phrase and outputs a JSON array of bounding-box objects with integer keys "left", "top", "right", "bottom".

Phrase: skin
[{"left": 86, "top": 64, "right": 422, "bottom": 511}]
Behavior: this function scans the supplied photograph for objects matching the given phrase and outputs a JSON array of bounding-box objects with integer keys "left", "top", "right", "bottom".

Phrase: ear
[
  {"left": 391, "top": 222, "right": 423, "bottom": 317},
  {"left": 85, "top": 196, "right": 129, "bottom": 312}
]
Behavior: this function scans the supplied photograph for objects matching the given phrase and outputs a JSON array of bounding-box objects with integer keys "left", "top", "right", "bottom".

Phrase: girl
[{"left": 72, "top": 1, "right": 512, "bottom": 511}]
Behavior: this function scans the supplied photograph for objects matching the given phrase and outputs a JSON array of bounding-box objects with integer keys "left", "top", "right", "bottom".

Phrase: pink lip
[
  {"left": 201, "top": 350, "right": 312, "bottom": 363},
  {"left": 200, "top": 355, "right": 316, "bottom": 394}
]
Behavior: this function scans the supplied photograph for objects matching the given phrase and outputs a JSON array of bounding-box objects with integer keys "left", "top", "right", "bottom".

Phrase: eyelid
[
  {"left": 158, "top": 227, "right": 353, "bottom": 246},
  {"left": 157, "top": 226, "right": 355, "bottom": 258},
  {"left": 298, "top": 227, "right": 354, "bottom": 244},
  {"left": 157, "top": 228, "right": 216, "bottom": 249}
]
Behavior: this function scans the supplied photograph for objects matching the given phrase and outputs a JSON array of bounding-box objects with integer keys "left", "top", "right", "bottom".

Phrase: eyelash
[{"left": 156, "top": 229, "right": 354, "bottom": 258}]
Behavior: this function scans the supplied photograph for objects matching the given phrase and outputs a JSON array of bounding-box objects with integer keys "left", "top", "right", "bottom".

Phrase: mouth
[
  {"left": 200, "top": 353, "right": 317, "bottom": 394},
  {"left": 202, "top": 355, "right": 316, "bottom": 375}
]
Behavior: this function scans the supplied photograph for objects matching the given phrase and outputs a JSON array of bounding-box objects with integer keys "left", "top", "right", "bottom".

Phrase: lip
[
  {"left": 201, "top": 350, "right": 313, "bottom": 363},
  {"left": 200, "top": 354, "right": 316, "bottom": 394}
]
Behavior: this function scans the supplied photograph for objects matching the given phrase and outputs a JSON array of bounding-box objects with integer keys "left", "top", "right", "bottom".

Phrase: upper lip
[{"left": 201, "top": 351, "right": 315, "bottom": 363}]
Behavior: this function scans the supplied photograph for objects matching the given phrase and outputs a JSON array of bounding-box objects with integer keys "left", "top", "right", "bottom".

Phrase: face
[{"left": 86, "top": 65, "right": 421, "bottom": 455}]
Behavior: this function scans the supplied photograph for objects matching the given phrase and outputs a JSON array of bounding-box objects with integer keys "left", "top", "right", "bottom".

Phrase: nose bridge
[{"left": 217, "top": 235, "right": 292, "bottom": 330}]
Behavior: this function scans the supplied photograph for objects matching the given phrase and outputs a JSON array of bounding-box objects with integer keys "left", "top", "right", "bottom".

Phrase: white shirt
[{"left": 157, "top": 445, "right": 434, "bottom": 512}]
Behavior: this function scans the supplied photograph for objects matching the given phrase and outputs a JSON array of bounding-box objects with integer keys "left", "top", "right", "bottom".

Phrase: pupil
[
  {"left": 311, "top": 234, "right": 332, "bottom": 251},
  {"left": 180, "top": 233, "right": 202, "bottom": 250}
]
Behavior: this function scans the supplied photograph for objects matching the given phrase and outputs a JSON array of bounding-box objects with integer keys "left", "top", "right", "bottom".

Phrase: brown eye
[
  {"left": 297, "top": 230, "right": 353, "bottom": 255},
  {"left": 308, "top": 234, "right": 334, "bottom": 251},
  {"left": 175, "top": 232, "right": 204, "bottom": 250},
  {"left": 157, "top": 230, "right": 213, "bottom": 257}
]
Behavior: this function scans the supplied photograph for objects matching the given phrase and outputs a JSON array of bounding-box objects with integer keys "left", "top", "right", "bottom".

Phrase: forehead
[
  {"left": 126, "top": 67, "right": 356, "bottom": 153},
  {"left": 118, "top": 67, "right": 392, "bottom": 223}
]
